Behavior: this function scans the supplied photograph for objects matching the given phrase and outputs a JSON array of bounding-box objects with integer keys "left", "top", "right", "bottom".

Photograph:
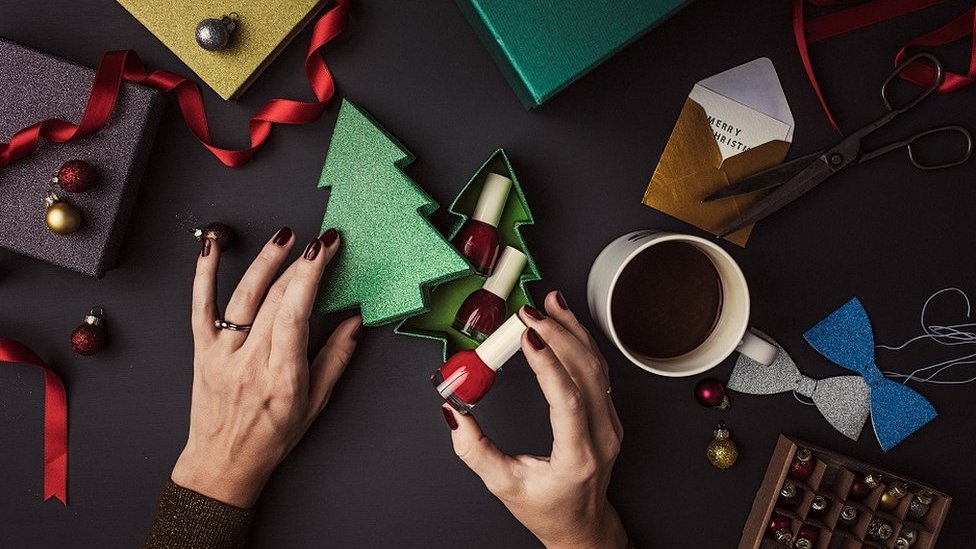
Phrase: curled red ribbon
[
  {"left": 0, "top": 338, "right": 68, "bottom": 504},
  {"left": 0, "top": 0, "right": 349, "bottom": 168},
  {"left": 793, "top": 0, "right": 976, "bottom": 132}
]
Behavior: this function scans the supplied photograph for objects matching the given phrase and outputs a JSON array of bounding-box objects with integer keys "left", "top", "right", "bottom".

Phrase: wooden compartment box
[{"left": 739, "top": 435, "right": 951, "bottom": 549}]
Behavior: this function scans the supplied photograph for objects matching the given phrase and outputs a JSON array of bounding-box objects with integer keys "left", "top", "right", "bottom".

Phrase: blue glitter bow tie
[
  {"left": 727, "top": 330, "right": 870, "bottom": 441},
  {"left": 803, "top": 297, "right": 938, "bottom": 451}
]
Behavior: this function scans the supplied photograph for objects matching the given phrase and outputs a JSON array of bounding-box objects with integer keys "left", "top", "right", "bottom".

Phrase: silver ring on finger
[{"left": 215, "top": 318, "right": 252, "bottom": 332}]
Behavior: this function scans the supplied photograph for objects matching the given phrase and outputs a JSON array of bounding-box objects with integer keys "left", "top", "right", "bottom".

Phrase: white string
[{"left": 877, "top": 287, "right": 976, "bottom": 384}]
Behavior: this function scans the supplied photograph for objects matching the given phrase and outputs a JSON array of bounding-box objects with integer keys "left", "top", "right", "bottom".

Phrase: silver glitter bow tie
[{"left": 727, "top": 330, "right": 870, "bottom": 440}]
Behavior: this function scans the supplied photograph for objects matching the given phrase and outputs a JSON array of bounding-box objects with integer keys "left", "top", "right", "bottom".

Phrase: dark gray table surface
[{"left": 2, "top": 1, "right": 975, "bottom": 547}]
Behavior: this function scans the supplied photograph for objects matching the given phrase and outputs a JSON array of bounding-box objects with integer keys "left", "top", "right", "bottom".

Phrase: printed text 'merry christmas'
[{"left": 706, "top": 116, "right": 750, "bottom": 152}]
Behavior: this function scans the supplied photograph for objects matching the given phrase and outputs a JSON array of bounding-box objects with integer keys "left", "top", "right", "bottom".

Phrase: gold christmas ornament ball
[
  {"left": 878, "top": 482, "right": 908, "bottom": 512},
  {"left": 878, "top": 490, "right": 902, "bottom": 511},
  {"left": 45, "top": 196, "right": 82, "bottom": 235},
  {"left": 707, "top": 423, "right": 738, "bottom": 469}
]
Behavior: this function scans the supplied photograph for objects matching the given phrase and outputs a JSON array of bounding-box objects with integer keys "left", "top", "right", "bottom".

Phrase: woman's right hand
[{"left": 442, "top": 291, "right": 629, "bottom": 549}]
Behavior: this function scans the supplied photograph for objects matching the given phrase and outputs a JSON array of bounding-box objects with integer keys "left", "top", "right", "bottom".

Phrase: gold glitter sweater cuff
[{"left": 143, "top": 480, "right": 254, "bottom": 549}]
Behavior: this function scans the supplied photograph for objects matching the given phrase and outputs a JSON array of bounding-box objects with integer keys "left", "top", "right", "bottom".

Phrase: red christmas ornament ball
[
  {"left": 797, "top": 524, "right": 820, "bottom": 544},
  {"left": 193, "top": 222, "right": 236, "bottom": 251},
  {"left": 71, "top": 307, "right": 107, "bottom": 356},
  {"left": 768, "top": 513, "right": 791, "bottom": 536},
  {"left": 56, "top": 159, "right": 97, "bottom": 193},
  {"left": 71, "top": 324, "right": 105, "bottom": 356},
  {"left": 694, "top": 378, "right": 729, "bottom": 409},
  {"left": 849, "top": 480, "right": 871, "bottom": 500},
  {"left": 789, "top": 448, "right": 816, "bottom": 480}
]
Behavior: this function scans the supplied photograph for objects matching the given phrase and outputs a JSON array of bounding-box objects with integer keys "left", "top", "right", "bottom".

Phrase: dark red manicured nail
[
  {"left": 555, "top": 291, "right": 568, "bottom": 310},
  {"left": 320, "top": 228, "right": 339, "bottom": 247},
  {"left": 303, "top": 238, "right": 322, "bottom": 261},
  {"left": 272, "top": 226, "right": 293, "bottom": 246},
  {"left": 523, "top": 305, "right": 546, "bottom": 321},
  {"left": 200, "top": 238, "right": 212, "bottom": 257},
  {"left": 527, "top": 328, "right": 546, "bottom": 350},
  {"left": 352, "top": 320, "right": 364, "bottom": 341},
  {"left": 441, "top": 406, "right": 458, "bottom": 430}
]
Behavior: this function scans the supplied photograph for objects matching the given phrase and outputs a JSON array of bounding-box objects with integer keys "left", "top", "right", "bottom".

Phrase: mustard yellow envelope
[{"left": 643, "top": 58, "right": 793, "bottom": 246}]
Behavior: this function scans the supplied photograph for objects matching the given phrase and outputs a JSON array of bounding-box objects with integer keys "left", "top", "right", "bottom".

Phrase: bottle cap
[
  {"left": 475, "top": 314, "right": 526, "bottom": 370},
  {"left": 888, "top": 482, "right": 908, "bottom": 499},
  {"left": 795, "top": 448, "right": 812, "bottom": 462},
  {"left": 471, "top": 173, "right": 512, "bottom": 227},
  {"left": 780, "top": 482, "right": 797, "bottom": 500},
  {"left": 483, "top": 247, "right": 527, "bottom": 299},
  {"left": 864, "top": 473, "right": 882, "bottom": 488},
  {"left": 915, "top": 489, "right": 933, "bottom": 505},
  {"left": 811, "top": 495, "right": 828, "bottom": 512},
  {"left": 84, "top": 306, "right": 105, "bottom": 327}
]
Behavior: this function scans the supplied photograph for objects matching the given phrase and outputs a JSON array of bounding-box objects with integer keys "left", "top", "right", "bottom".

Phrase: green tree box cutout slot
[
  {"left": 315, "top": 99, "right": 472, "bottom": 326},
  {"left": 396, "top": 149, "right": 541, "bottom": 360}
]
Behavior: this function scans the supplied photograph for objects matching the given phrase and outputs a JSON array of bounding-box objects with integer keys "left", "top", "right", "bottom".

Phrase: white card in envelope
[{"left": 688, "top": 57, "right": 794, "bottom": 161}]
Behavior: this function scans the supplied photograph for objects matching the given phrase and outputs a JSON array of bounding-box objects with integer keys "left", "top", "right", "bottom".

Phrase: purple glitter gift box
[{"left": 0, "top": 38, "right": 164, "bottom": 277}]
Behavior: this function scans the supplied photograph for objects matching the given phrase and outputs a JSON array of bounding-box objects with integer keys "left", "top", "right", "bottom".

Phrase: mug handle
[{"left": 737, "top": 329, "right": 778, "bottom": 366}]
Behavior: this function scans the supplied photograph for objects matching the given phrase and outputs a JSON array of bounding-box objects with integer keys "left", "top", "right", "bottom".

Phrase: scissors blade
[
  {"left": 702, "top": 151, "right": 825, "bottom": 202},
  {"left": 718, "top": 156, "right": 836, "bottom": 237}
]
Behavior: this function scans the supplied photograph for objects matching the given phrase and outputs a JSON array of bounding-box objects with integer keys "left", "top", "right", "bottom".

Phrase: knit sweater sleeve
[{"left": 143, "top": 480, "right": 254, "bottom": 549}]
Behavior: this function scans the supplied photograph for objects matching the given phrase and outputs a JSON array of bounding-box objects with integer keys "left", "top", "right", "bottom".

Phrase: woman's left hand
[{"left": 171, "top": 227, "right": 362, "bottom": 508}]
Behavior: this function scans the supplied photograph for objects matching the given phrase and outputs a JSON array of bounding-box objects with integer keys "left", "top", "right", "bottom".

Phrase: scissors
[{"left": 703, "top": 52, "right": 973, "bottom": 237}]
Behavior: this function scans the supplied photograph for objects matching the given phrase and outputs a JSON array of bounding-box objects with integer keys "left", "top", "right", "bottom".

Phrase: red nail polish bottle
[
  {"left": 451, "top": 173, "right": 512, "bottom": 275},
  {"left": 453, "top": 246, "right": 527, "bottom": 342},
  {"left": 432, "top": 314, "right": 526, "bottom": 414}
]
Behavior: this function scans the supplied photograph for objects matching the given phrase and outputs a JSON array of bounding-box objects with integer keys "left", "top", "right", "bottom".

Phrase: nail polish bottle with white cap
[
  {"left": 432, "top": 314, "right": 526, "bottom": 414},
  {"left": 451, "top": 173, "right": 512, "bottom": 275},
  {"left": 453, "top": 246, "right": 527, "bottom": 342}
]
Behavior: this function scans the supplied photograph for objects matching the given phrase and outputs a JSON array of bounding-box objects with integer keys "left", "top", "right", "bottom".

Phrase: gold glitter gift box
[{"left": 118, "top": 0, "right": 326, "bottom": 100}]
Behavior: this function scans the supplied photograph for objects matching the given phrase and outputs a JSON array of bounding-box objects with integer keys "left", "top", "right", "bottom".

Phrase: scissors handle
[
  {"left": 860, "top": 125, "right": 973, "bottom": 170},
  {"left": 881, "top": 52, "right": 944, "bottom": 115}
]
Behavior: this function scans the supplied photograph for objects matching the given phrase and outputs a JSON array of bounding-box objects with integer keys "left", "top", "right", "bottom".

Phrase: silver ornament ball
[{"left": 195, "top": 14, "right": 238, "bottom": 51}]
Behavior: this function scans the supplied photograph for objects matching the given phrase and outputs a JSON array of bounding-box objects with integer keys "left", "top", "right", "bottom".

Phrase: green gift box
[{"left": 457, "top": 0, "right": 692, "bottom": 108}]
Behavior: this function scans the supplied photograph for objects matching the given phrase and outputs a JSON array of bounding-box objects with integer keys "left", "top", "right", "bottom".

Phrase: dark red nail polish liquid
[
  {"left": 451, "top": 173, "right": 512, "bottom": 276},
  {"left": 432, "top": 314, "right": 526, "bottom": 414},
  {"left": 453, "top": 246, "right": 527, "bottom": 342}
]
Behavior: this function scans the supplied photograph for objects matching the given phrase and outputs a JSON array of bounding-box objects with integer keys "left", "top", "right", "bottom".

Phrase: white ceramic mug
[{"left": 587, "top": 230, "right": 777, "bottom": 377}]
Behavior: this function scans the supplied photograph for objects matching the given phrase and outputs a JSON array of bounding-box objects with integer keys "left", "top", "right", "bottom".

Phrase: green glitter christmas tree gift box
[
  {"left": 457, "top": 0, "right": 692, "bottom": 108},
  {"left": 315, "top": 100, "right": 541, "bottom": 354},
  {"left": 316, "top": 100, "right": 472, "bottom": 326}
]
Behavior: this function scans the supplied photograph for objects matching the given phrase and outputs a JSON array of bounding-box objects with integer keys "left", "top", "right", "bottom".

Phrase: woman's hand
[
  {"left": 171, "top": 227, "right": 362, "bottom": 508},
  {"left": 443, "top": 291, "right": 628, "bottom": 549}
]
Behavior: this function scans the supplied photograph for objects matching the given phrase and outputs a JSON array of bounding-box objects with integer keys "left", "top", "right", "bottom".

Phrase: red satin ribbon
[
  {"left": 0, "top": 338, "right": 68, "bottom": 504},
  {"left": 793, "top": 0, "right": 975, "bottom": 132},
  {"left": 895, "top": 6, "right": 976, "bottom": 91},
  {"left": 0, "top": 0, "right": 349, "bottom": 168}
]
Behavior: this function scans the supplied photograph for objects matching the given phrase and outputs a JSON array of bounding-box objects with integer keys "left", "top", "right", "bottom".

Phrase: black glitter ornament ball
[
  {"left": 195, "top": 14, "right": 238, "bottom": 51},
  {"left": 193, "top": 222, "right": 236, "bottom": 251},
  {"left": 71, "top": 307, "right": 106, "bottom": 356}
]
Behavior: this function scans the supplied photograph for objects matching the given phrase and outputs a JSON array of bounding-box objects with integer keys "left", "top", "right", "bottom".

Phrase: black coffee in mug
[{"left": 610, "top": 241, "right": 723, "bottom": 359}]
